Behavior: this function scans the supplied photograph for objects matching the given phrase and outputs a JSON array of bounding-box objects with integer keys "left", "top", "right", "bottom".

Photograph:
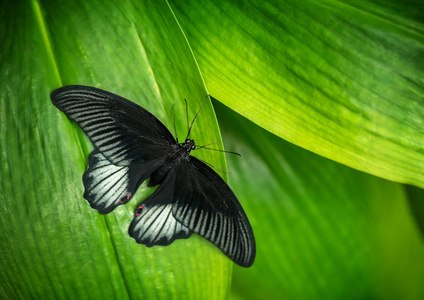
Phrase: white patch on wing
[
  {"left": 83, "top": 150, "right": 132, "bottom": 213},
  {"left": 130, "top": 202, "right": 192, "bottom": 246}
]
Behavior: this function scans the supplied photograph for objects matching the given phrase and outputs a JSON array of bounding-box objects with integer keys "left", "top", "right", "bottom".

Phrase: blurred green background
[{"left": 0, "top": 0, "right": 423, "bottom": 299}]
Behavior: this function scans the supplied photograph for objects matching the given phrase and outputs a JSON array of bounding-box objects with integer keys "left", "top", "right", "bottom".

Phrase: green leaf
[
  {"left": 170, "top": 0, "right": 424, "bottom": 188},
  {"left": 2, "top": 0, "right": 423, "bottom": 299},
  {"left": 213, "top": 100, "right": 424, "bottom": 300},
  {"left": 0, "top": 1, "right": 231, "bottom": 299}
]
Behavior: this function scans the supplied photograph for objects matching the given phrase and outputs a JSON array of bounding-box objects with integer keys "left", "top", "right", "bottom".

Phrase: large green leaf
[
  {"left": 0, "top": 0, "right": 231, "bottom": 299},
  {"left": 2, "top": 0, "right": 423, "bottom": 299},
  {"left": 213, "top": 100, "right": 424, "bottom": 300},
  {"left": 170, "top": 0, "right": 424, "bottom": 188}
]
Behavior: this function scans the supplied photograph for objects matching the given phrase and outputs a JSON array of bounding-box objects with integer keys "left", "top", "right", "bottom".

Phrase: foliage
[{"left": 0, "top": 0, "right": 422, "bottom": 299}]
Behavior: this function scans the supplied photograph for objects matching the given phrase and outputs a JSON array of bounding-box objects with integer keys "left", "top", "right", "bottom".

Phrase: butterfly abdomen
[
  {"left": 147, "top": 145, "right": 180, "bottom": 186},
  {"left": 148, "top": 164, "right": 173, "bottom": 187},
  {"left": 148, "top": 142, "right": 195, "bottom": 187}
]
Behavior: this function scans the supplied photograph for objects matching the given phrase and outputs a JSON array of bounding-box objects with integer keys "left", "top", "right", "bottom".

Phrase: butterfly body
[
  {"left": 51, "top": 85, "right": 255, "bottom": 267},
  {"left": 147, "top": 139, "right": 195, "bottom": 187}
]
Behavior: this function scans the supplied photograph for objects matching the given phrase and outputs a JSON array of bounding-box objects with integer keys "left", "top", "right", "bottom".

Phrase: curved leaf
[
  {"left": 213, "top": 100, "right": 424, "bottom": 299},
  {"left": 170, "top": 0, "right": 424, "bottom": 188},
  {"left": 0, "top": 1, "right": 231, "bottom": 299}
]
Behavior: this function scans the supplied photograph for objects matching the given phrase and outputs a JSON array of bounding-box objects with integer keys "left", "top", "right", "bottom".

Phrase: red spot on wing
[
  {"left": 119, "top": 195, "right": 130, "bottom": 204},
  {"left": 135, "top": 206, "right": 144, "bottom": 217}
]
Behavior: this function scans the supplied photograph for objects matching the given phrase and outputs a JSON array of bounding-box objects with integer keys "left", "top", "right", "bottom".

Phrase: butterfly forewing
[
  {"left": 172, "top": 156, "right": 256, "bottom": 268},
  {"left": 51, "top": 85, "right": 175, "bottom": 166}
]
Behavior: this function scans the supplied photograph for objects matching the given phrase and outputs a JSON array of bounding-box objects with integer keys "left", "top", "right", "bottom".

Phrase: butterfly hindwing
[
  {"left": 51, "top": 85, "right": 175, "bottom": 166},
  {"left": 83, "top": 149, "right": 165, "bottom": 214},
  {"left": 172, "top": 156, "right": 256, "bottom": 268},
  {"left": 129, "top": 170, "right": 193, "bottom": 246}
]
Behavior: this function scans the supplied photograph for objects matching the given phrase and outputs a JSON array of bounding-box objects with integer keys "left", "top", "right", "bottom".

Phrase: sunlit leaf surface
[
  {"left": 213, "top": 100, "right": 424, "bottom": 300},
  {"left": 170, "top": 0, "right": 424, "bottom": 188}
]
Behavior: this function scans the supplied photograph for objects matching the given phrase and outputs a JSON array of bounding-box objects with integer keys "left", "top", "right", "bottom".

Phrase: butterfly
[{"left": 51, "top": 85, "right": 255, "bottom": 267}]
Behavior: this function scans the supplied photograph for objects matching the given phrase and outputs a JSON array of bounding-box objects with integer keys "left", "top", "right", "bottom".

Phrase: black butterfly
[{"left": 51, "top": 85, "right": 255, "bottom": 267}]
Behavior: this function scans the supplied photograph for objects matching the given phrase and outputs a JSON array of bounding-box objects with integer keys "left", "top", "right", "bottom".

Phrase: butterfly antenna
[
  {"left": 195, "top": 140, "right": 223, "bottom": 149},
  {"left": 186, "top": 95, "right": 209, "bottom": 139},
  {"left": 198, "top": 147, "right": 241, "bottom": 156},
  {"left": 184, "top": 99, "right": 189, "bottom": 135},
  {"left": 172, "top": 104, "right": 178, "bottom": 143}
]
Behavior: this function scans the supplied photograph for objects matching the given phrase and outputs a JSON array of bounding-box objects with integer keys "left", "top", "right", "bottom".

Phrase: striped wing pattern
[
  {"left": 172, "top": 157, "right": 256, "bottom": 268},
  {"left": 51, "top": 85, "right": 175, "bottom": 166},
  {"left": 83, "top": 149, "right": 163, "bottom": 214},
  {"left": 129, "top": 170, "right": 192, "bottom": 246}
]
